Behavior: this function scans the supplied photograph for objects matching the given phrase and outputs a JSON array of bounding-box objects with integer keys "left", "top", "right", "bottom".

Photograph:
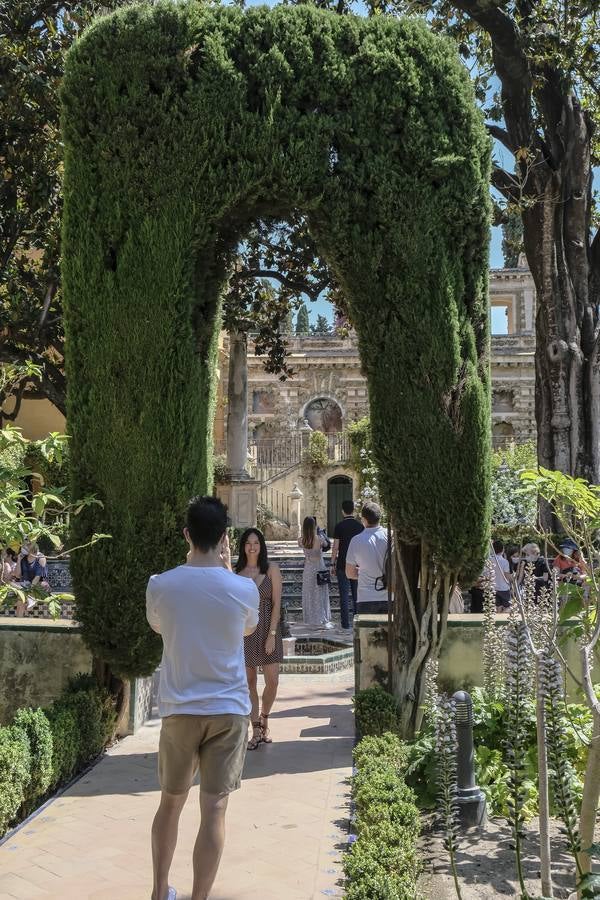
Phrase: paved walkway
[{"left": 0, "top": 674, "right": 354, "bottom": 900}]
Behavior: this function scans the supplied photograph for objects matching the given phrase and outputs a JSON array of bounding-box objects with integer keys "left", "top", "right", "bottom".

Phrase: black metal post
[{"left": 452, "top": 690, "right": 487, "bottom": 827}]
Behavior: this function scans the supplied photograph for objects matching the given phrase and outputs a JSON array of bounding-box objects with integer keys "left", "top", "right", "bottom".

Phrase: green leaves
[
  {"left": 353, "top": 686, "right": 401, "bottom": 737},
  {"left": 346, "top": 733, "right": 420, "bottom": 898},
  {"left": 63, "top": 3, "right": 490, "bottom": 674},
  {"left": 521, "top": 468, "right": 600, "bottom": 527},
  {"left": 577, "top": 872, "right": 600, "bottom": 898},
  {"left": 0, "top": 425, "right": 108, "bottom": 618}
]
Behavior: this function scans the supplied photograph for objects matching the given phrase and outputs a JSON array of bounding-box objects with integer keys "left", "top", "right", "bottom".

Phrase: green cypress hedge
[
  {"left": 0, "top": 681, "right": 116, "bottom": 838},
  {"left": 62, "top": 3, "right": 490, "bottom": 675}
]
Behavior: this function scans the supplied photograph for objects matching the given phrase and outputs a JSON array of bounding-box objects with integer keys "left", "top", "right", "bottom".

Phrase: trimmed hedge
[
  {"left": 353, "top": 686, "right": 400, "bottom": 737},
  {"left": 62, "top": 2, "right": 490, "bottom": 677},
  {"left": 344, "top": 733, "right": 421, "bottom": 899},
  {"left": 0, "top": 678, "right": 116, "bottom": 837}
]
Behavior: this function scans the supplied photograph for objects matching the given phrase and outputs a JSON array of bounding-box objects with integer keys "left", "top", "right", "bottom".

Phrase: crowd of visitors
[
  {"left": 0, "top": 540, "right": 50, "bottom": 615},
  {"left": 140, "top": 489, "right": 594, "bottom": 900},
  {"left": 470, "top": 538, "right": 588, "bottom": 613},
  {"left": 297, "top": 499, "right": 390, "bottom": 630}
]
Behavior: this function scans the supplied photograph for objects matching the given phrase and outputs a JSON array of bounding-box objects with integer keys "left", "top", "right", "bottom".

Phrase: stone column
[
  {"left": 215, "top": 329, "right": 259, "bottom": 528},
  {"left": 226, "top": 329, "right": 249, "bottom": 477},
  {"left": 289, "top": 482, "right": 304, "bottom": 538},
  {"left": 523, "top": 288, "right": 535, "bottom": 333}
]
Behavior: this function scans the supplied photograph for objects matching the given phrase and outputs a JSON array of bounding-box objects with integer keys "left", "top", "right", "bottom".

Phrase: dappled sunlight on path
[{"left": 0, "top": 674, "right": 354, "bottom": 900}]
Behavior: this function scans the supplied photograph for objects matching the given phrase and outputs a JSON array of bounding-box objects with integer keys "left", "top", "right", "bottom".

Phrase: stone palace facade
[
  {"left": 217, "top": 265, "right": 536, "bottom": 451},
  {"left": 214, "top": 265, "right": 537, "bottom": 531}
]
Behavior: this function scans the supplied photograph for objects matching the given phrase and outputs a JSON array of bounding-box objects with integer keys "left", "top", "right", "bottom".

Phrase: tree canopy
[
  {"left": 390, "top": 0, "right": 600, "bottom": 485},
  {"left": 0, "top": 3, "right": 341, "bottom": 404}
]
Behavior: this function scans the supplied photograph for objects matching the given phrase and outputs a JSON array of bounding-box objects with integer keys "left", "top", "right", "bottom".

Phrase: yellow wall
[{"left": 3, "top": 398, "right": 65, "bottom": 441}]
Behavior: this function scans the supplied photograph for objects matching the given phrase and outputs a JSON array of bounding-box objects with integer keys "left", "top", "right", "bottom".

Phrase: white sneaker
[
  {"left": 167, "top": 889, "right": 177, "bottom": 900},
  {"left": 324, "top": 621, "right": 335, "bottom": 629}
]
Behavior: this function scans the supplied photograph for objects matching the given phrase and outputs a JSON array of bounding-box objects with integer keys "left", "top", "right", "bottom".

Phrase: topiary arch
[{"left": 62, "top": 2, "right": 491, "bottom": 721}]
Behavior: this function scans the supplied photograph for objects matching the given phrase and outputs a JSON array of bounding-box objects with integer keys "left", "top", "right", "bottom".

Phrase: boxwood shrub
[
  {"left": 353, "top": 686, "right": 401, "bottom": 737},
  {"left": 0, "top": 726, "right": 31, "bottom": 837},
  {"left": 344, "top": 733, "right": 421, "bottom": 899},
  {"left": 12, "top": 708, "right": 53, "bottom": 814},
  {"left": 45, "top": 703, "right": 79, "bottom": 787},
  {"left": 0, "top": 676, "right": 116, "bottom": 838}
]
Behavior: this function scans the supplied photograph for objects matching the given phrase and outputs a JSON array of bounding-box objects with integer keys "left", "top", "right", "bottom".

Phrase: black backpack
[
  {"left": 318, "top": 527, "right": 332, "bottom": 553},
  {"left": 374, "top": 532, "right": 392, "bottom": 592}
]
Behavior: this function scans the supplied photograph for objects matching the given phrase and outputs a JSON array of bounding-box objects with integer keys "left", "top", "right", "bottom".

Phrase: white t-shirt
[
  {"left": 490, "top": 553, "right": 511, "bottom": 593},
  {"left": 346, "top": 526, "right": 388, "bottom": 605},
  {"left": 146, "top": 565, "right": 259, "bottom": 718}
]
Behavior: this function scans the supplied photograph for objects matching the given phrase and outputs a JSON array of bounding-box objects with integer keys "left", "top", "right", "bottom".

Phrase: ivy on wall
[{"left": 62, "top": 2, "right": 490, "bottom": 676}]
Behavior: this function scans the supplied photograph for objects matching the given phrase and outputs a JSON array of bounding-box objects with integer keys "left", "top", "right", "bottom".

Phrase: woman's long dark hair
[
  {"left": 235, "top": 528, "right": 269, "bottom": 574},
  {"left": 301, "top": 516, "right": 316, "bottom": 550}
]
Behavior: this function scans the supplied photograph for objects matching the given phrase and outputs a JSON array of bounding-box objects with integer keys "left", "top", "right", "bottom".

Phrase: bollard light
[{"left": 452, "top": 690, "right": 487, "bottom": 827}]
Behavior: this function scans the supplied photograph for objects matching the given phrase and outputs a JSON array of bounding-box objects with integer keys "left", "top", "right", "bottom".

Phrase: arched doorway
[
  {"left": 492, "top": 421, "right": 515, "bottom": 449},
  {"left": 327, "top": 475, "right": 353, "bottom": 535}
]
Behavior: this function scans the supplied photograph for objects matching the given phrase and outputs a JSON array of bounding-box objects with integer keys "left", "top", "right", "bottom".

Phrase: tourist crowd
[
  {"left": 0, "top": 541, "right": 50, "bottom": 615},
  {"left": 469, "top": 538, "right": 588, "bottom": 613}
]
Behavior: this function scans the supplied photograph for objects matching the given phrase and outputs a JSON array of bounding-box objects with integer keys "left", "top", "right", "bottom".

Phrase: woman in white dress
[{"left": 299, "top": 516, "right": 332, "bottom": 628}]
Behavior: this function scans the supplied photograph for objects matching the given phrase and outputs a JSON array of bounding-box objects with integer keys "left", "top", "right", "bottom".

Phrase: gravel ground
[{"left": 419, "top": 816, "right": 580, "bottom": 899}]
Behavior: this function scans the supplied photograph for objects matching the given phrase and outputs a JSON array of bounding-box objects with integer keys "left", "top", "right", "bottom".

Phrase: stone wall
[
  {"left": 354, "top": 614, "right": 596, "bottom": 699},
  {"left": 489, "top": 267, "right": 536, "bottom": 446},
  {"left": 0, "top": 621, "right": 157, "bottom": 735},
  {"left": 0, "top": 621, "right": 93, "bottom": 723}
]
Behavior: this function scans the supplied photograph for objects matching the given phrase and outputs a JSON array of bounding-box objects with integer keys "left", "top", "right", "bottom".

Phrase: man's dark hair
[
  {"left": 493, "top": 539, "right": 504, "bottom": 554},
  {"left": 361, "top": 501, "right": 381, "bottom": 526},
  {"left": 186, "top": 496, "right": 228, "bottom": 552},
  {"left": 342, "top": 499, "right": 355, "bottom": 516}
]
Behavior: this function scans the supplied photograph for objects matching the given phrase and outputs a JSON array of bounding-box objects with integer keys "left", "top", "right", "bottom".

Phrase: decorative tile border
[{"left": 279, "top": 645, "right": 354, "bottom": 674}]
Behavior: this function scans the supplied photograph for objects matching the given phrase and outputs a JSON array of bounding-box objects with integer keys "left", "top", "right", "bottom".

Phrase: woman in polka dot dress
[{"left": 236, "top": 528, "right": 283, "bottom": 749}]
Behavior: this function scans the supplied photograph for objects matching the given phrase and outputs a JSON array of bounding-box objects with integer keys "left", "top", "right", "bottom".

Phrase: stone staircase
[
  {"left": 0, "top": 542, "right": 342, "bottom": 624},
  {"left": 266, "top": 541, "right": 341, "bottom": 624}
]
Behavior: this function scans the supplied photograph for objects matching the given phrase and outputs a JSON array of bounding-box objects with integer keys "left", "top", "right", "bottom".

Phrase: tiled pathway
[{"left": 0, "top": 674, "right": 354, "bottom": 900}]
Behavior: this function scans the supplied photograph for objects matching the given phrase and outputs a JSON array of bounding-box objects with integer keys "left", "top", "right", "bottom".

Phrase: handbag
[{"left": 317, "top": 569, "right": 331, "bottom": 586}]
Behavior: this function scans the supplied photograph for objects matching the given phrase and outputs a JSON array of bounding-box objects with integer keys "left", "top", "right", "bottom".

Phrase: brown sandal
[
  {"left": 247, "top": 721, "right": 263, "bottom": 750},
  {"left": 260, "top": 713, "right": 272, "bottom": 744}
]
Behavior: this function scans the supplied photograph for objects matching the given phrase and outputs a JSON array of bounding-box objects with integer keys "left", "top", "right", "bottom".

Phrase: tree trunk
[
  {"left": 578, "top": 709, "right": 600, "bottom": 885},
  {"left": 390, "top": 540, "right": 451, "bottom": 739},
  {"left": 521, "top": 99, "right": 599, "bottom": 491}
]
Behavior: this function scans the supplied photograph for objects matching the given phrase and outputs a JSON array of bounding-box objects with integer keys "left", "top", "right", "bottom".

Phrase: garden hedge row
[
  {"left": 344, "top": 733, "right": 421, "bottom": 899},
  {"left": 62, "top": 2, "right": 490, "bottom": 675},
  {"left": 0, "top": 675, "right": 116, "bottom": 837}
]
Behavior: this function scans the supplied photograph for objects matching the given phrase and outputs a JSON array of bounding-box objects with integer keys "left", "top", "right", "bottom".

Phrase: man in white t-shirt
[
  {"left": 490, "top": 539, "right": 511, "bottom": 610},
  {"left": 146, "top": 496, "right": 259, "bottom": 900},
  {"left": 346, "top": 501, "right": 389, "bottom": 615}
]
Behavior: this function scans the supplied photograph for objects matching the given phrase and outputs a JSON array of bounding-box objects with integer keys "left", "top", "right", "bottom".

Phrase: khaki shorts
[{"left": 158, "top": 714, "right": 249, "bottom": 795}]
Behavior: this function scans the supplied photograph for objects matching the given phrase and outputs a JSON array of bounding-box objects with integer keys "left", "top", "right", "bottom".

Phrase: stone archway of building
[
  {"left": 327, "top": 475, "right": 353, "bottom": 535},
  {"left": 62, "top": 3, "right": 491, "bottom": 679},
  {"left": 492, "top": 421, "right": 515, "bottom": 449}
]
